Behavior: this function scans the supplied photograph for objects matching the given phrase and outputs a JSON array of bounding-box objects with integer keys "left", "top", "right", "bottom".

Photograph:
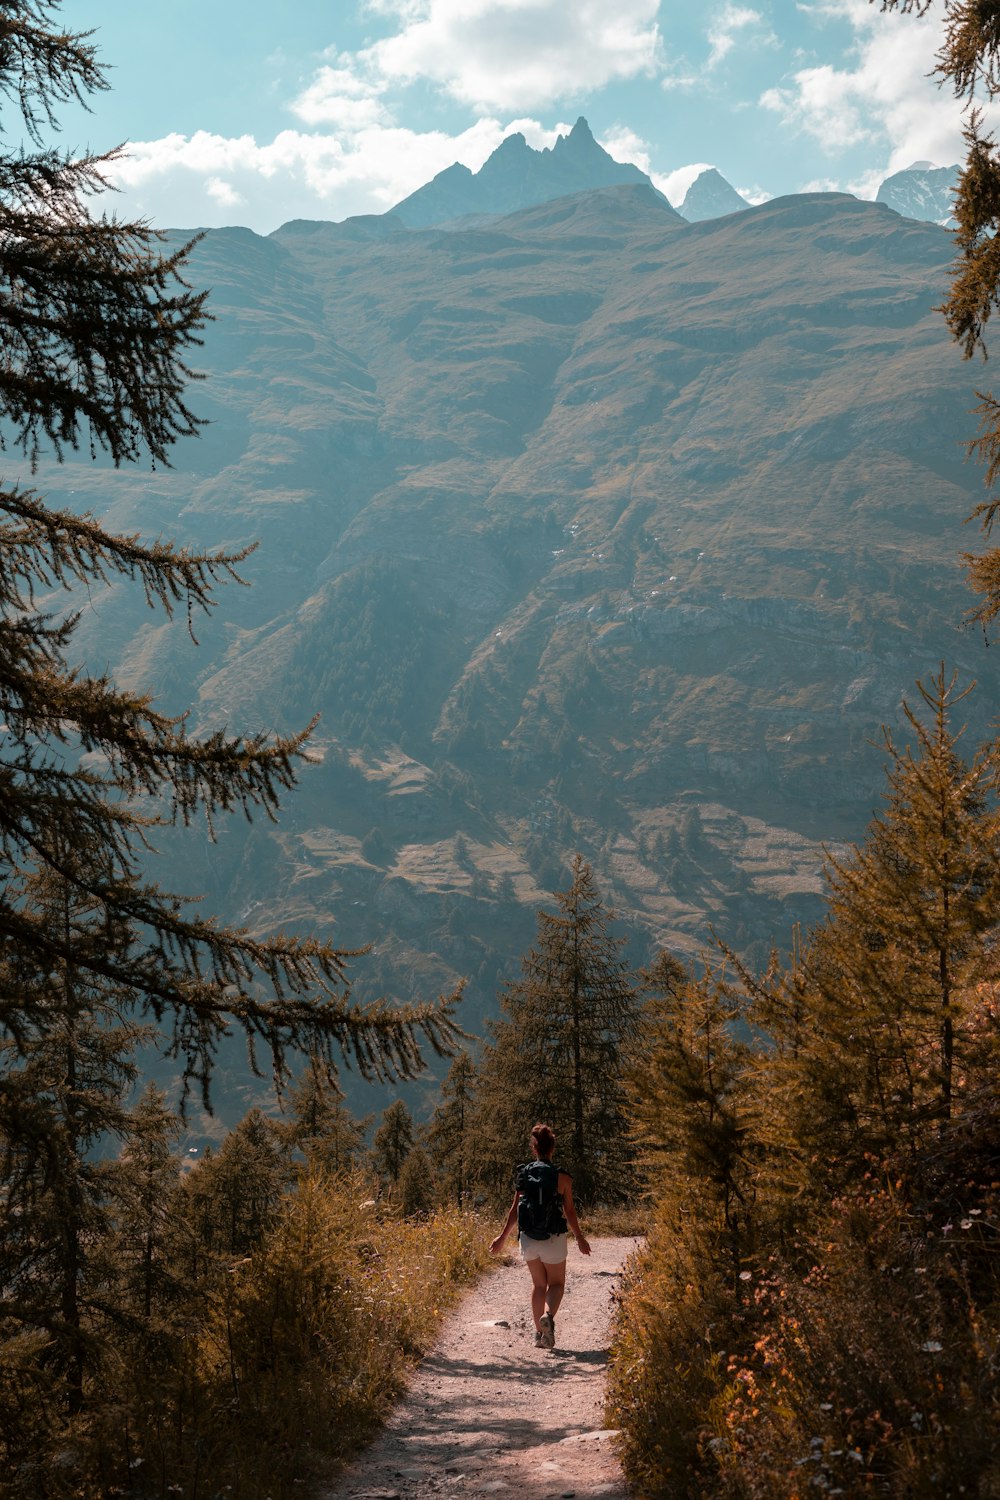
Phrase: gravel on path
[{"left": 319, "top": 1236, "right": 641, "bottom": 1500}]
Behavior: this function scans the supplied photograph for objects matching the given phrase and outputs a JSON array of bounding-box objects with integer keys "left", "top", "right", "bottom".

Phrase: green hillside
[{"left": 24, "top": 183, "right": 995, "bottom": 1111}]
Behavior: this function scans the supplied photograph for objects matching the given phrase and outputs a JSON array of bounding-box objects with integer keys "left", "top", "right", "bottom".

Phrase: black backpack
[{"left": 516, "top": 1160, "right": 567, "bottom": 1239}]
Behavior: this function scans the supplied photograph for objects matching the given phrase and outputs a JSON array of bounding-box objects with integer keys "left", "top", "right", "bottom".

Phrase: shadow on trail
[
  {"left": 391, "top": 1343, "right": 613, "bottom": 1458},
  {"left": 550, "top": 1347, "right": 607, "bottom": 1367},
  {"left": 393, "top": 1406, "right": 571, "bottom": 1456},
  {"left": 417, "top": 1345, "right": 608, "bottom": 1386}
]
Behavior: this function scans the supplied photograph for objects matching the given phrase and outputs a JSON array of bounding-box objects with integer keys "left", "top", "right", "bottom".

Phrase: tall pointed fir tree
[
  {"left": 278, "top": 1056, "right": 371, "bottom": 1176},
  {"left": 426, "top": 1052, "right": 477, "bottom": 1208},
  {"left": 372, "top": 1098, "right": 415, "bottom": 1195},
  {"left": 476, "top": 856, "right": 640, "bottom": 1204},
  {"left": 0, "top": 834, "right": 159, "bottom": 1427},
  {"left": 881, "top": 2, "right": 1000, "bottom": 628},
  {"left": 111, "top": 1082, "right": 184, "bottom": 1325},
  {"left": 174, "top": 1108, "right": 290, "bottom": 1282},
  {"left": 767, "top": 669, "right": 1000, "bottom": 1172},
  {"left": 628, "top": 951, "right": 753, "bottom": 1277},
  {"left": 0, "top": 0, "right": 462, "bottom": 1097}
]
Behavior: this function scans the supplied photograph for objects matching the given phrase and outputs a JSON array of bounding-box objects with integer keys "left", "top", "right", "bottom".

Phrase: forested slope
[{"left": 22, "top": 182, "right": 996, "bottom": 1108}]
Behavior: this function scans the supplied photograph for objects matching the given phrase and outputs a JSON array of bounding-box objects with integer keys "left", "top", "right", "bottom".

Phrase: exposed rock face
[
  {"left": 876, "top": 161, "right": 959, "bottom": 225},
  {"left": 34, "top": 183, "right": 999, "bottom": 1116},
  {"left": 391, "top": 117, "right": 661, "bottom": 227},
  {"left": 679, "top": 168, "right": 749, "bottom": 221}
]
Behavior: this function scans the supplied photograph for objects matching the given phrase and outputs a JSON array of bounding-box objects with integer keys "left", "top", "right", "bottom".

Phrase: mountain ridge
[
  {"left": 876, "top": 161, "right": 958, "bottom": 225},
  {"left": 33, "top": 181, "right": 995, "bottom": 1120},
  {"left": 679, "top": 167, "right": 750, "bottom": 221},
  {"left": 391, "top": 115, "right": 657, "bottom": 228}
]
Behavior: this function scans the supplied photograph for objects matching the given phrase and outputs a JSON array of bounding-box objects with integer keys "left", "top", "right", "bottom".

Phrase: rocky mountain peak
[
  {"left": 555, "top": 116, "right": 597, "bottom": 153},
  {"left": 493, "top": 131, "right": 531, "bottom": 154},
  {"left": 679, "top": 168, "right": 749, "bottom": 222},
  {"left": 390, "top": 116, "right": 653, "bottom": 229},
  {"left": 875, "top": 161, "right": 958, "bottom": 225}
]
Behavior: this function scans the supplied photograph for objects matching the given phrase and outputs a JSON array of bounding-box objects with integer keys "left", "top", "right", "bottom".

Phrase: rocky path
[{"left": 320, "top": 1237, "right": 640, "bottom": 1500}]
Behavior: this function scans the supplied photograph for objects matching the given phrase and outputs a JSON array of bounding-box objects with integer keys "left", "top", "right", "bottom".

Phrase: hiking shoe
[
  {"left": 539, "top": 1312, "right": 555, "bottom": 1349},
  {"left": 534, "top": 1328, "right": 544, "bottom": 1347}
]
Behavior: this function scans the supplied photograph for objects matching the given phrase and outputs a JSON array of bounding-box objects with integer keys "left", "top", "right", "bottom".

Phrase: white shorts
[{"left": 519, "top": 1232, "right": 568, "bottom": 1265}]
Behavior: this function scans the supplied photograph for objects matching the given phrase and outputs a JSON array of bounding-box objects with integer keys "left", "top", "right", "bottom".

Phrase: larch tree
[
  {"left": 628, "top": 952, "right": 753, "bottom": 1278},
  {"left": 426, "top": 1051, "right": 477, "bottom": 1207},
  {"left": 278, "top": 1056, "right": 371, "bottom": 1175},
  {"left": 794, "top": 669, "right": 1000, "bottom": 1159},
  {"left": 372, "top": 1098, "right": 415, "bottom": 1191},
  {"left": 476, "top": 856, "right": 640, "bottom": 1204},
  {"left": 879, "top": 0, "right": 1000, "bottom": 628},
  {"left": 397, "top": 1145, "right": 437, "bottom": 1216},
  {"left": 0, "top": 0, "right": 463, "bottom": 1099},
  {"left": 111, "top": 1082, "right": 184, "bottom": 1324},
  {"left": 0, "top": 830, "right": 157, "bottom": 1416},
  {"left": 178, "top": 1108, "right": 289, "bottom": 1262}
]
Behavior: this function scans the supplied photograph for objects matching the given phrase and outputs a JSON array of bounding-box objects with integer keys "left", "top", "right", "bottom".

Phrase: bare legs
[{"left": 526, "top": 1256, "right": 567, "bottom": 1330}]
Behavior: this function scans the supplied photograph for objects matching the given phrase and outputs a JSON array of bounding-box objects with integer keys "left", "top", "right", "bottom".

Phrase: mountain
[
  {"left": 876, "top": 161, "right": 958, "bottom": 224},
  {"left": 390, "top": 117, "right": 660, "bottom": 227},
  {"left": 31, "top": 184, "right": 997, "bottom": 1120},
  {"left": 678, "top": 168, "right": 749, "bottom": 221}
]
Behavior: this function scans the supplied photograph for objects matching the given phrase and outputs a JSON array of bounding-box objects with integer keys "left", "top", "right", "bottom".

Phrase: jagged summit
[
  {"left": 876, "top": 161, "right": 958, "bottom": 225},
  {"left": 390, "top": 116, "right": 655, "bottom": 229},
  {"left": 556, "top": 116, "right": 598, "bottom": 151},
  {"left": 678, "top": 168, "right": 749, "bottom": 222}
]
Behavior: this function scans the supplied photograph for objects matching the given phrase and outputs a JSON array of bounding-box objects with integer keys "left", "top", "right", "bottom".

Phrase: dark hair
[{"left": 530, "top": 1122, "right": 556, "bottom": 1159}]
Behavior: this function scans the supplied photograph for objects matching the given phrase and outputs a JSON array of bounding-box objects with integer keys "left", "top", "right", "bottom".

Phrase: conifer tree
[
  {"left": 179, "top": 1108, "right": 289, "bottom": 1262},
  {"left": 0, "top": 834, "right": 157, "bottom": 1416},
  {"left": 476, "top": 856, "right": 639, "bottom": 1203},
  {"left": 880, "top": 1, "right": 1000, "bottom": 627},
  {"left": 398, "top": 1145, "right": 436, "bottom": 1217},
  {"left": 426, "top": 1051, "right": 477, "bottom": 1207},
  {"left": 112, "top": 1083, "right": 184, "bottom": 1323},
  {"left": 0, "top": 0, "right": 462, "bottom": 1094},
  {"left": 279, "top": 1056, "right": 370, "bottom": 1175},
  {"left": 800, "top": 670, "right": 1000, "bottom": 1149},
  {"left": 629, "top": 952, "right": 753, "bottom": 1276},
  {"left": 372, "top": 1098, "right": 415, "bottom": 1191}
]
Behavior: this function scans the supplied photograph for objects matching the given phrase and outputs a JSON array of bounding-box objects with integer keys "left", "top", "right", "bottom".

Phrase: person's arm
[
  {"left": 490, "top": 1191, "right": 520, "bottom": 1254},
  {"left": 559, "top": 1171, "right": 591, "bottom": 1255}
]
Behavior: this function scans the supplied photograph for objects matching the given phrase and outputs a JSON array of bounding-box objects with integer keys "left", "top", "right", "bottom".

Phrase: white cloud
[
  {"left": 109, "top": 117, "right": 576, "bottom": 230},
  {"left": 598, "top": 125, "right": 653, "bottom": 176},
  {"left": 761, "top": 4, "right": 995, "bottom": 184},
  {"left": 707, "top": 6, "right": 771, "bottom": 70},
  {"left": 358, "top": 0, "right": 664, "bottom": 113},
  {"left": 761, "top": 64, "right": 876, "bottom": 149},
  {"left": 101, "top": 0, "right": 674, "bottom": 232},
  {"left": 292, "top": 56, "right": 391, "bottom": 130},
  {"left": 205, "top": 177, "right": 244, "bottom": 208},
  {"left": 654, "top": 162, "right": 714, "bottom": 207},
  {"left": 736, "top": 183, "right": 772, "bottom": 206}
]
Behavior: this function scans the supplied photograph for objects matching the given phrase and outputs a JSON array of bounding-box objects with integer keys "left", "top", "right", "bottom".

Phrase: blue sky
[{"left": 57, "top": 0, "right": 974, "bottom": 233}]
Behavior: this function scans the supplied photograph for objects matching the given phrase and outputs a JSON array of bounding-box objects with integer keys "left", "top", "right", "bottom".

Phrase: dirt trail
[{"left": 320, "top": 1236, "right": 640, "bottom": 1500}]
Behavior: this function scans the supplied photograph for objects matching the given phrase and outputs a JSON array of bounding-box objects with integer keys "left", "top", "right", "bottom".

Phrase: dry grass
[
  {"left": 608, "top": 1183, "right": 1000, "bottom": 1499},
  {"left": 583, "top": 1202, "right": 651, "bottom": 1238},
  {"left": 10, "top": 1177, "right": 493, "bottom": 1500},
  {"left": 179, "top": 1178, "right": 492, "bottom": 1499}
]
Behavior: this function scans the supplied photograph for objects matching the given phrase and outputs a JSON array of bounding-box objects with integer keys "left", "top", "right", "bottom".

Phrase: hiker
[{"left": 489, "top": 1121, "right": 591, "bottom": 1348}]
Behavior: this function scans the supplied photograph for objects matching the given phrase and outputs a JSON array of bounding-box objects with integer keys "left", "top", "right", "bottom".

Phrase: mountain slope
[
  {"left": 876, "top": 161, "right": 958, "bottom": 224},
  {"left": 391, "top": 117, "right": 658, "bottom": 227},
  {"left": 28, "top": 184, "right": 996, "bottom": 1116},
  {"left": 679, "top": 168, "right": 749, "bottom": 221}
]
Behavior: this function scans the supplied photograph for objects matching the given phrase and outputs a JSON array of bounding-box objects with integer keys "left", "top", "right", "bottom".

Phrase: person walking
[{"left": 489, "top": 1122, "right": 591, "bottom": 1348}]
